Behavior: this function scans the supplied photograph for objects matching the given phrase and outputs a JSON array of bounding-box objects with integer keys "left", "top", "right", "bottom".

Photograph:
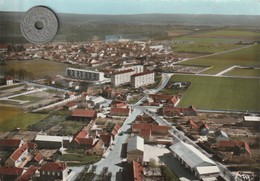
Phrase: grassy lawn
[
  {"left": 166, "top": 75, "right": 260, "bottom": 112},
  {"left": 59, "top": 121, "right": 86, "bottom": 135},
  {"left": 0, "top": 59, "right": 69, "bottom": 79},
  {"left": 0, "top": 84, "right": 24, "bottom": 91},
  {"left": 172, "top": 41, "right": 241, "bottom": 54},
  {"left": 60, "top": 153, "right": 101, "bottom": 166},
  {"left": 225, "top": 68, "right": 260, "bottom": 77},
  {"left": 0, "top": 106, "right": 48, "bottom": 131},
  {"left": 10, "top": 95, "right": 43, "bottom": 103},
  {"left": 180, "top": 44, "right": 260, "bottom": 75},
  {"left": 191, "top": 30, "right": 260, "bottom": 40}
]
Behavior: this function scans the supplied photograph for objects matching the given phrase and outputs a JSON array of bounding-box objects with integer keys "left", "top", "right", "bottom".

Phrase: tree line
[{"left": 4, "top": 68, "right": 34, "bottom": 80}]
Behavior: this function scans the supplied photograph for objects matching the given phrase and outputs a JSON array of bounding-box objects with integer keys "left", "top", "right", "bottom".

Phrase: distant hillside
[{"left": 1, "top": 12, "right": 260, "bottom": 43}]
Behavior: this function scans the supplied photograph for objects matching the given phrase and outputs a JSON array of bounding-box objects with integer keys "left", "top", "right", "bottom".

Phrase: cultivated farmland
[
  {"left": 167, "top": 74, "right": 260, "bottom": 112},
  {"left": 180, "top": 44, "right": 260, "bottom": 75}
]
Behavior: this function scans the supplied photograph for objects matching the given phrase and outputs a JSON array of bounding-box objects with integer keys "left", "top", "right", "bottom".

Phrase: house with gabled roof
[
  {"left": 218, "top": 140, "right": 252, "bottom": 156},
  {"left": 71, "top": 122, "right": 97, "bottom": 149},
  {"left": 16, "top": 165, "right": 38, "bottom": 181},
  {"left": 147, "top": 94, "right": 179, "bottom": 106},
  {"left": 127, "top": 136, "right": 144, "bottom": 163},
  {"left": 110, "top": 107, "right": 131, "bottom": 117},
  {"left": 111, "top": 124, "right": 121, "bottom": 139},
  {"left": 161, "top": 105, "right": 197, "bottom": 117},
  {"left": 131, "top": 123, "right": 170, "bottom": 142},
  {"left": 71, "top": 109, "right": 97, "bottom": 121},
  {"left": 37, "top": 162, "right": 69, "bottom": 181},
  {"left": 122, "top": 161, "right": 144, "bottom": 181},
  {"left": 0, "top": 167, "right": 24, "bottom": 181},
  {"left": 5, "top": 143, "right": 31, "bottom": 168}
]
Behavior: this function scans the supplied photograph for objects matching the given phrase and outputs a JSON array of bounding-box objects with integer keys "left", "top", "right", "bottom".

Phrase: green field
[
  {"left": 172, "top": 42, "right": 241, "bottom": 54},
  {"left": 180, "top": 44, "right": 260, "bottom": 74},
  {"left": 225, "top": 68, "right": 260, "bottom": 77},
  {"left": 0, "top": 59, "right": 69, "bottom": 79},
  {"left": 10, "top": 95, "right": 43, "bottom": 103},
  {"left": 166, "top": 75, "right": 260, "bottom": 111},
  {"left": 191, "top": 30, "right": 260, "bottom": 40},
  {"left": 0, "top": 106, "right": 47, "bottom": 131}
]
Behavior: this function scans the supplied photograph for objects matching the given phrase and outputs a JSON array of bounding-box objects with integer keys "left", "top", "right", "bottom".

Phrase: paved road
[{"left": 93, "top": 108, "right": 142, "bottom": 181}]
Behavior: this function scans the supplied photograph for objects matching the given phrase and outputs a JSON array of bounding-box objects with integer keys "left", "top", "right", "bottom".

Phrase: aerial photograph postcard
[{"left": 0, "top": 0, "right": 259, "bottom": 180}]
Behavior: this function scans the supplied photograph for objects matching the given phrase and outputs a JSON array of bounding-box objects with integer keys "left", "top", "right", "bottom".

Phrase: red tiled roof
[
  {"left": 27, "top": 142, "right": 37, "bottom": 150},
  {"left": 72, "top": 109, "right": 96, "bottom": 118},
  {"left": 244, "top": 142, "right": 252, "bottom": 155},
  {"left": 74, "top": 126, "right": 94, "bottom": 146},
  {"left": 218, "top": 140, "right": 252, "bottom": 155},
  {"left": 187, "top": 120, "right": 199, "bottom": 129},
  {"left": 34, "top": 153, "right": 44, "bottom": 162},
  {"left": 132, "top": 161, "right": 143, "bottom": 181},
  {"left": 0, "top": 167, "right": 23, "bottom": 176},
  {"left": 100, "top": 134, "right": 111, "bottom": 145},
  {"left": 5, "top": 76, "right": 13, "bottom": 80},
  {"left": 16, "top": 166, "right": 38, "bottom": 181},
  {"left": 111, "top": 124, "right": 121, "bottom": 136},
  {"left": 112, "top": 69, "right": 134, "bottom": 75},
  {"left": 131, "top": 71, "right": 154, "bottom": 77},
  {"left": 66, "top": 101, "right": 78, "bottom": 108},
  {"left": 163, "top": 106, "right": 197, "bottom": 116},
  {"left": 39, "top": 162, "right": 67, "bottom": 171},
  {"left": 0, "top": 139, "right": 21, "bottom": 148},
  {"left": 10, "top": 143, "right": 29, "bottom": 161},
  {"left": 0, "top": 44, "right": 8, "bottom": 49},
  {"left": 132, "top": 123, "right": 169, "bottom": 131},
  {"left": 110, "top": 107, "right": 130, "bottom": 116}
]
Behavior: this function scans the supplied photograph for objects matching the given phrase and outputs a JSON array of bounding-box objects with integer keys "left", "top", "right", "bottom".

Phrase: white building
[
  {"left": 170, "top": 141, "right": 220, "bottom": 180},
  {"left": 111, "top": 69, "right": 135, "bottom": 86},
  {"left": 130, "top": 71, "right": 155, "bottom": 88},
  {"left": 66, "top": 67, "right": 104, "bottom": 81},
  {"left": 127, "top": 136, "right": 144, "bottom": 163},
  {"left": 116, "top": 65, "right": 144, "bottom": 74}
]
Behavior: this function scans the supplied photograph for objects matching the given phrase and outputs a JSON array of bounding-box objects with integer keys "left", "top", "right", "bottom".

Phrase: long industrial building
[
  {"left": 66, "top": 67, "right": 104, "bottom": 81},
  {"left": 130, "top": 71, "right": 155, "bottom": 88}
]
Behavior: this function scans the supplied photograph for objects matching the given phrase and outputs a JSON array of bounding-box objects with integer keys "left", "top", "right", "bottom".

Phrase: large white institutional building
[
  {"left": 66, "top": 67, "right": 105, "bottom": 81},
  {"left": 130, "top": 71, "right": 155, "bottom": 88},
  {"left": 111, "top": 69, "right": 135, "bottom": 86}
]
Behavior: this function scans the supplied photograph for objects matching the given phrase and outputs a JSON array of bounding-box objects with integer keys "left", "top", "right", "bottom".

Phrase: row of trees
[{"left": 4, "top": 68, "right": 34, "bottom": 80}]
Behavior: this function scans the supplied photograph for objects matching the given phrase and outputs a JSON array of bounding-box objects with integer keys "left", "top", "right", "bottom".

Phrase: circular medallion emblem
[{"left": 20, "top": 6, "right": 58, "bottom": 44}]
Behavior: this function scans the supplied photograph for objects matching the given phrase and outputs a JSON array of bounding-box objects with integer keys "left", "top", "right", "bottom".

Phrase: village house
[
  {"left": 64, "top": 101, "right": 78, "bottom": 110},
  {"left": 70, "top": 109, "right": 97, "bottom": 121},
  {"left": 85, "top": 133, "right": 112, "bottom": 155},
  {"left": 5, "top": 143, "right": 36, "bottom": 168},
  {"left": 217, "top": 140, "right": 251, "bottom": 156},
  {"left": 122, "top": 161, "right": 143, "bottom": 181},
  {"left": 16, "top": 165, "right": 38, "bottom": 181},
  {"left": 111, "top": 124, "right": 121, "bottom": 140},
  {"left": 70, "top": 122, "right": 97, "bottom": 149},
  {"left": 110, "top": 107, "right": 131, "bottom": 117},
  {"left": 0, "top": 167, "right": 24, "bottom": 181},
  {"left": 147, "top": 94, "right": 179, "bottom": 106},
  {"left": 131, "top": 123, "right": 170, "bottom": 143},
  {"left": 37, "top": 162, "right": 69, "bottom": 181},
  {"left": 4, "top": 76, "right": 14, "bottom": 85},
  {"left": 127, "top": 136, "right": 144, "bottom": 163},
  {"left": 160, "top": 105, "right": 197, "bottom": 117}
]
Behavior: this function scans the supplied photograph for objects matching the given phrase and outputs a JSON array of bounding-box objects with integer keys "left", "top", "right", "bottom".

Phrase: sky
[{"left": 1, "top": 0, "right": 260, "bottom": 15}]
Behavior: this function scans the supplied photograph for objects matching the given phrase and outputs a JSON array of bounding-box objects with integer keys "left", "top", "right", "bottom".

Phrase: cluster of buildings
[{"left": 0, "top": 138, "right": 73, "bottom": 181}]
